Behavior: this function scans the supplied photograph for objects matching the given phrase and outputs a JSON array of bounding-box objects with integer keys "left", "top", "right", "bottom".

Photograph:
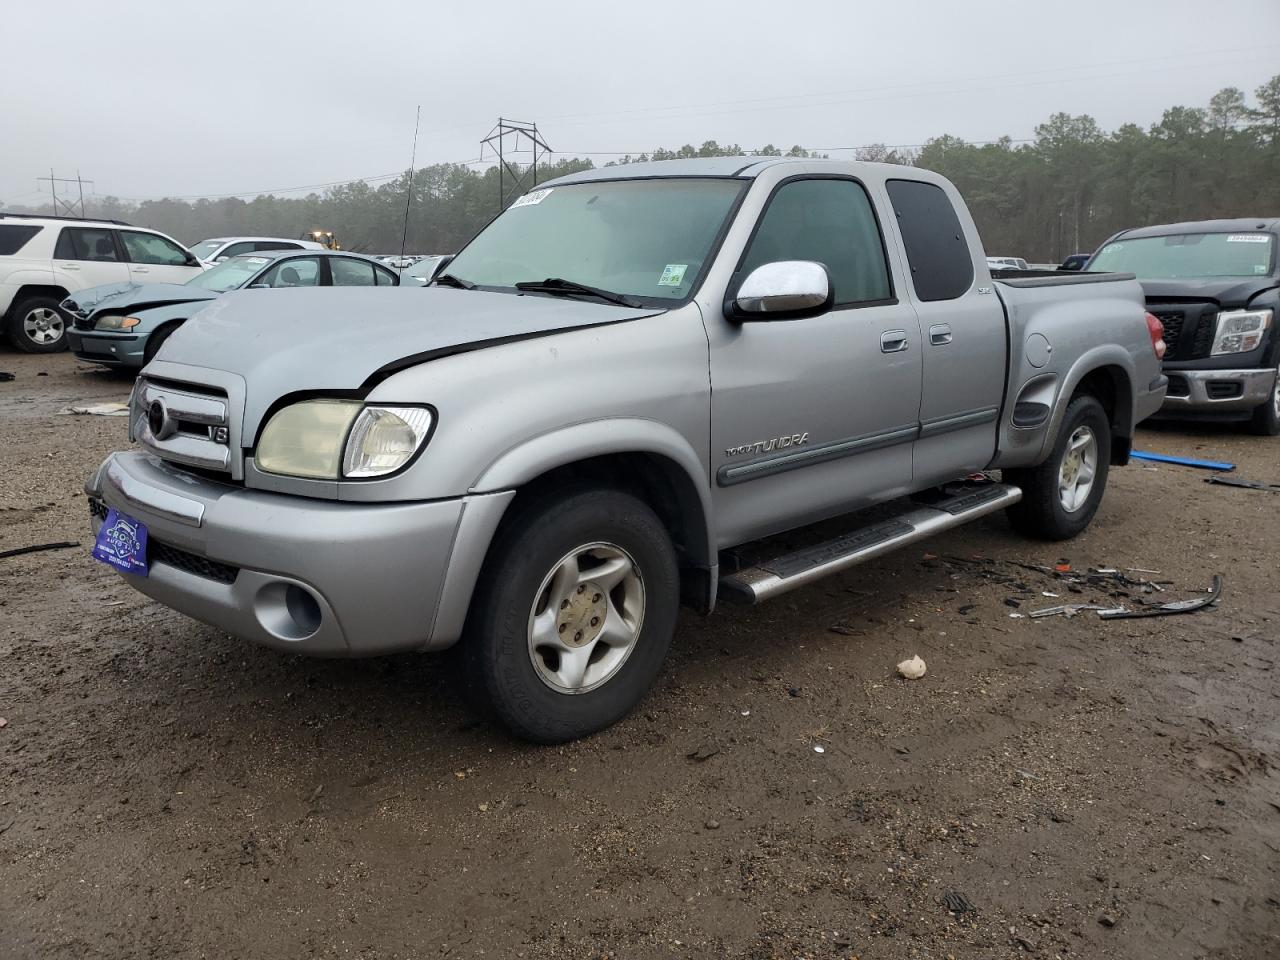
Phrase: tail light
[{"left": 1145, "top": 312, "right": 1166, "bottom": 360}]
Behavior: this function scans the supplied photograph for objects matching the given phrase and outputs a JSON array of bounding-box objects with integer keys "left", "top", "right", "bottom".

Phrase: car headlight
[
  {"left": 255, "top": 400, "right": 433, "bottom": 480},
  {"left": 1211, "top": 308, "right": 1271, "bottom": 356},
  {"left": 95, "top": 315, "right": 141, "bottom": 331}
]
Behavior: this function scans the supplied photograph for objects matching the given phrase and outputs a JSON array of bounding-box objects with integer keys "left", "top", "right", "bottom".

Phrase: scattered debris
[
  {"left": 1098, "top": 574, "right": 1223, "bottom": 620},
  {"left": 60, "top": 401, "right": 130, "bottom": 417},
  {"left": 813, "top": 745, "right": 825, "bottom": 754},
  {"left": 787, "top": 687, "right": 801, "bottom": 697},
  {"left": 1029, "top": 603, "right": 1108, "bottom": 619},
  {"left": 1098, "top": 913, "right": 1118, "bottom": 928},
  {"left": 0, "top": 541, "right": 80, "bottom": 561},
  {"left": 686, "top": 746, "right": 719, "bottom": 763},
  {"left": 1041, "top": 591, "right": 1059, "bottom": 598},
  {"left": 1131, "top": 450, "right": 1235, "bottom": 472},
  {"left": 1205, "top": 474, "right": 1280, "bottom": 493},
  {"left": 0, "top": 371, "right": 14, "bottom": 382},
  {"left": 704, "top": 819, "right": 720, "bottom": 830},
  {"left": 897, "top": 655, "right": 927, "bottom": 680},
  {"left": 739, "top": 709, "right": 751, "bottom": 717},
  {"left": 940, "top": 890, "right": 976, "bottom": 915},
  {"left": 0, "top": 717, "right": 7, "bottom": 728}
]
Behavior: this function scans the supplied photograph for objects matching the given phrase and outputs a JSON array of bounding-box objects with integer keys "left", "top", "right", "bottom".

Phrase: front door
[
  {"left": 707, "top": 176, "right": 923, "bottom": 548},
  {"left": 118, "top": 230, "right": 202, "bottom": 284}
]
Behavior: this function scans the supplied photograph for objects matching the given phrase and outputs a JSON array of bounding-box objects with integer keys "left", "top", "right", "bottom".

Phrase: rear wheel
[
  {"left": 8, "top": 296, "right": 69, "bottom": 353},
  {"left": 1248, "top": 362, "right": 1280, "bottom": 436},
  {"left": 1005, "top": 394, "right": 1111, "bottom": 540},
  {"left": 462, "top": 487, "right": 679, "bottom": 743}
]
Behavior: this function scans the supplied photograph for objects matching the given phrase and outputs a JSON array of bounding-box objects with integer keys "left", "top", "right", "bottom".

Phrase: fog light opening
[
  {"left": 254, "top": 581, "right": 324, "bottom": 641},
  {"left": 285, "top": 584, "right": 322, "bottom": 636}
]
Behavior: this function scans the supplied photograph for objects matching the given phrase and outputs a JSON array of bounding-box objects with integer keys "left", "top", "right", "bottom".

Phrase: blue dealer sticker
[{"left": 92, "top": 508, "right": 149, "bottom": 576}]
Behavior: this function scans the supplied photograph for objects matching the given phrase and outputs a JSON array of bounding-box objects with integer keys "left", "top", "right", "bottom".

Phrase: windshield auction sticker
[
  {"left": 511, "top": 188, "right": 553, "bottom": 209},
  {"left": 658, "top": 263, "right": 688, "bottom": 286},
  {"left": 1226, "top": 234, "right": 1269, "bottom": 243}
]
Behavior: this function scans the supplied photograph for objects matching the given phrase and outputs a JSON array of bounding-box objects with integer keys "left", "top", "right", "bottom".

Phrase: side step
[{"left": 718, "top": 482, "right": 1022, "bottom": 604}]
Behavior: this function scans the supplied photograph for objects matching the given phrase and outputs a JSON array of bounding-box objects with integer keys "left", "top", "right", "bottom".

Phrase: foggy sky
[{"left": 2, "top": 0, "right": 1277, "bottom": 205}]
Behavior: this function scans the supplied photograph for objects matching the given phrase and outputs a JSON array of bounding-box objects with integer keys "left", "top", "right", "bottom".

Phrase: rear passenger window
[
  {"left": 886, "top": 179, "right": 974, "bottom": 301},
  {"left": 330, "top": 258, "right": 377, "bottom": 286},
  {"left": 254, "top": 241, "right": 300, "bottom": 252},
  {"left": 0, "top": 224, "right": 42, "bottom": 255},
  {"left": 739, "top": 178, "right": 892, "bottom": 306},
  {"left": 54, "top": 227, "right": 119, "bottom": 262}
]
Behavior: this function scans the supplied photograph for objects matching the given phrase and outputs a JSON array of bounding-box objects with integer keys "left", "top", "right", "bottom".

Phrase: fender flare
[{"left": 1037, "top": 345, "right": 1137, "bottom": 462}]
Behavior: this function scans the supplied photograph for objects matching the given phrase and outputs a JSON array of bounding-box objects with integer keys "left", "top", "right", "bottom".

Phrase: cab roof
[
  {"left": 537, "top": 155, "right": 916, "bottom": 187},
  {"left": 1118, "top": 218, "right": 1279, "bottom": 239}
]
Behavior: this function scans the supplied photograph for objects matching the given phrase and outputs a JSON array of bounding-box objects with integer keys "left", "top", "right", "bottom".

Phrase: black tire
[
  {"left": 7, "top": 296, "right": 69, "bottom": 353},
  {"left": 143, "top": 322, "right": 181, "bottom": 366},
  {"left": 1247, "top": 365, "right": 1280, "bottom": 436},
  {"left": 1005, "top": 394, "right": 1112, "bottom": 541},
  {"left": 462, "top": 487, "right": 680, "bottom": 743}
]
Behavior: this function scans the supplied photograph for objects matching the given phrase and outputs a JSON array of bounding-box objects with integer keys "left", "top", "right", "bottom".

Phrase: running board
[{"left": 718, "top": 483, "right": 1022, "bottom": 604}]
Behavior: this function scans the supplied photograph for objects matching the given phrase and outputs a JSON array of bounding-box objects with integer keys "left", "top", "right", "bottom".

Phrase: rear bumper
[
  {"left": 68, "top": 330, "right": 145, "bottom": 367},
  {"left": 86, "top": 451, "right": 513, "bottom": 656},
  {"left": 1155, "top": 367, "right": 1277, "bottom": 415}
]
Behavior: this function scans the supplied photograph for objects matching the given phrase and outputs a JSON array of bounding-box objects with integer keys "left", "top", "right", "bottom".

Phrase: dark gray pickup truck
[{"left": 87, "top": 157, "right": 1167, "bottom": 741}]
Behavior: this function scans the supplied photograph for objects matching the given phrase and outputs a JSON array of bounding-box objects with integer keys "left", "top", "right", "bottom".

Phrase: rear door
[
  {"left": 53, "top": 226, "right": 131, "bottom": 291},
  {"left": 707, "top": 175, "right": 923, "bottom": 546},
  {"left": 118, "top": 230, "right": 202, "bottom": 284},
  {"left": 884, "top": 178, "right": 1007, "bottom": 486}
]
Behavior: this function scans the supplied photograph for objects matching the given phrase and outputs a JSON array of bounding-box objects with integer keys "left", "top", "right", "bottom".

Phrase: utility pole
[
  {"left": 480, "top": 118, "right": 552, "bottom": 213},
  {"left": 36, "top": 171, "right": 93, "bottom": 218}
]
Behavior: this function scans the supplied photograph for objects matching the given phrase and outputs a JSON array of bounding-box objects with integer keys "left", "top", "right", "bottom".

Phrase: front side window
[
  {"left": 739, "top": 178, "right": 892, "bottom": 306},
  {"left": 446, "top": 178, "right": 747, "bottom": 302},
  {"left": 374, "top": 265, "right": 398, "bottom": 285},
  {"left": 121, "top": 231, "right": 190, "bottom": 266},
  {"left": 330, "top": 258, "right": 377, "bottom": 286},
  {"left": 256, "top": 257, "right": 320, "bottom": 288},
  {"left": 54, "top": 227, "right": 118, "bottom": 262},
  {"left": 1089, "top": 233, "right": 1276, "bottom": 279},
  {"left": 887, "top": 179, "right": 974, "bottom": 301}
]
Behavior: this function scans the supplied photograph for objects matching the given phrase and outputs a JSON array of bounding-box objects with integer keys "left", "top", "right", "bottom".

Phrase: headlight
[
  {"left": 95, "top": 315, "right": 141, "bottom": 331},
  {"left": 256, "top": 400, "right": 361, "bottom": 479},
  {"left": 342, "top": 406, "right": 434, "bottom": 477},
  {"left": 1211, "top": 308, "right": 1271, "bottom": 356},
  {"left": 255, "top": 400, "right": 433, "bottom": 480}
]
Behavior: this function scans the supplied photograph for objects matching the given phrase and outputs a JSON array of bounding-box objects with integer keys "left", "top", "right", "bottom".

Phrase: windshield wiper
[
  {"left": 514, "top": 277, "right": 642, "bottom": 308},
  {"left": 431, "top": 273, "right": 475, "bottom": 290}
]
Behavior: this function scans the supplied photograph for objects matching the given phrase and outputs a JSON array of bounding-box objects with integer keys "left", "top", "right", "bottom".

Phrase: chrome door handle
[
  {"left": 929, "top": 323, "right": 953, "bottom": 345},
  {"left": 880, "top": 329, "right": 909, "bottom": 353},
  {"left": 133, "top": 267, "right": 150, "bottom": 273},
  {"left": 61, "top": 263, "right": 80, "bottom": 271}
]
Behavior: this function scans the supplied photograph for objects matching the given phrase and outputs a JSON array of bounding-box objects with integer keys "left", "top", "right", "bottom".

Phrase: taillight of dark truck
[{"left": 1145, "top": 312, "right": 1167, "bottom": 360}]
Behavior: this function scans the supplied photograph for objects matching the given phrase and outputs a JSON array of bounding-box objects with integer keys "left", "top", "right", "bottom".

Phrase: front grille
[
  {"left": 1150, "top": 303, "right": 1217, "bottom": 361},
  {"left": 89, "top": 496, "right": 238, "bottom": 584},
  {"left": 1153, "top": 310, "right": 1185, "bottom": 354},
  {"left": 133, "top": 377, "right": 234, "bottom": 474},
  {"left": 150, "top": 541, "right": 239, "bottom": 584}
]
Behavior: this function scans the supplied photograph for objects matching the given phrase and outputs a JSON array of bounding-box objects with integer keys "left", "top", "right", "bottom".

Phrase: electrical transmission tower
[
  {"left": 480, "top": 118, "right": 552, "bottom": 212},
  {"left": 36, "top": 170, "right": 92, "bottom": 218}
]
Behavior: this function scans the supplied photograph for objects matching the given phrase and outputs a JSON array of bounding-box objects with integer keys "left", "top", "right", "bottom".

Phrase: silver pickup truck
[{"left": 86, "top": 157, "right": 1167, "bottom": 741}]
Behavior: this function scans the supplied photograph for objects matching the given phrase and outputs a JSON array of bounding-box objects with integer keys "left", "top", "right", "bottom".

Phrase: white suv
[
  {"left": 0, "top": 214, "right": 203, "bottom": 353},
  {"left": 187, "top": 236, "right": 325, "bottom": 267}
]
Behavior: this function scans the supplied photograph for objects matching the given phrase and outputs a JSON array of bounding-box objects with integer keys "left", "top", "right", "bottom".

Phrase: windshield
[
  {"left": 445, "top": 178, "right": 747, "bottom": 302},
  {"left": 188, "top": 239, "right": 226, "bottom": 260},
  {"left": 185, "top": 255, "right": 270, "bottom": 292},
  {"left": 1089, "top": 233, "right": 1275, "bottom": 279}
]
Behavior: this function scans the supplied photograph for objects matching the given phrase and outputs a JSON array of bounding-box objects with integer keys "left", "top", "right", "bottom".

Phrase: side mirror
[{"left": 727, "top": 260, "right": 833, "bottom": 321}]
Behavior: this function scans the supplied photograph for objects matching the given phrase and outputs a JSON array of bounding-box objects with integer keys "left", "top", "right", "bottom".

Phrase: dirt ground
[{"left": 1, "top": 349, "right": 1277, "bottom": 960}]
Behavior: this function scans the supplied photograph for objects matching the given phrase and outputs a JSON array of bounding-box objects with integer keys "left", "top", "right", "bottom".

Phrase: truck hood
[
  {"left": 63, "top": 282, "right": 217, "bottom": 319},
  {"left": 1139, "top": 276, "right": 1279, "bottom": 308},
  {"left": 157, "top": 286, "right": 662, "bottom": 434}
]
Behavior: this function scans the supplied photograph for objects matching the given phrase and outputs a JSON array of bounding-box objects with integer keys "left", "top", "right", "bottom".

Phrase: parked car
[
  {"left": 186, "top": 236, "right": 325, "bottom": 267},
  {"left": 987, "top": 256, "right": 1029, "bottom": 271},
  {"left": 86, "top": 157, "right": 1165, "bottom": 742},
  {"left": 1058, "top": 254, "right": 1091, "bottom": 271},
  {"left": 399, "top": 255, "right": 449, "bottom": 285},
  {"left": 1087, "top": 219, "right": 1278, "bottom": 434},
  {"left": 64, "top": 250, "right": 398, "bottom": 369},
  {"left": 0, "top": 213, "right": 203, "bottom": 352}
]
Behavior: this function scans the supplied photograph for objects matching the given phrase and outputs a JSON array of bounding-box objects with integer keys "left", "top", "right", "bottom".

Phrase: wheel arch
[
  {"left": 1039, "top": 348, "right": 1137, "bottom": 467},
  {"left": 9, "top": 283, "right": 72, "bottom": 317}
]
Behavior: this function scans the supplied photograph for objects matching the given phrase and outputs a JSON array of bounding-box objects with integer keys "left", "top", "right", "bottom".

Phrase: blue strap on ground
[{"left": 1131, "top": 450, "right": 1236, "bottom": 472}]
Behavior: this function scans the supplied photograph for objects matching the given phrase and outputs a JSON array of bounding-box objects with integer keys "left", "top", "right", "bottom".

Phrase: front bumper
[
  {"left": 86, "top": 451, "right": 513, "bottom": 656},
  {"left": 68, "top": 330, "right": 145, "bottom": 367},
  {"left": 1155, "top": 367, "right": 1277, "bottom": 416}
]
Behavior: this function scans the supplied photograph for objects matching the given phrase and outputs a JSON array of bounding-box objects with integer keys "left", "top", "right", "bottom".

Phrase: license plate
[{"left": 92, "top": 508, "right": 149, "bottom": 577}]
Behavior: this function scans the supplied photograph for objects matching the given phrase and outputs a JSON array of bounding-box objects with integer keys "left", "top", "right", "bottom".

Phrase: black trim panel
[
  {"left": 717, "top": 423, "right": 918, "bottom": 487},
  {"left": 918, "top": 407, "right": 999, "bottom": 439}
]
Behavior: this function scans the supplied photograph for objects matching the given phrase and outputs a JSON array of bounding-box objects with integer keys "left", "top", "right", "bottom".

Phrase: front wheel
[
  {"left": 1005, "top": 394, "right": 1112, "bottom": 541},
  {"left": 1248, "top": 363, "right": 1280, "bottom": 436},
  {"left": 8, "top": 296, "right": 69, "bottom": 353},
  {"left": 462, "top": 487, "right": 680, "bottom": 743}
]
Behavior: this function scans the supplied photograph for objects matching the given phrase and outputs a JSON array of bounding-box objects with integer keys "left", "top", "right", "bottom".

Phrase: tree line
[{"left": 8, "top": 75, "right": 1278, "bottom": 262}]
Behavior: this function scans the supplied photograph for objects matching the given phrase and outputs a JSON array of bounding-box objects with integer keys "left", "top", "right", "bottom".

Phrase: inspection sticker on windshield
[
  {"left": 1226, "top": 234, "right": 1269, "bottom": 243},
  {"left": 511, "top": 188, "right": 553, "bottom": 209},
  {"left": 92, "top": 508, "right": 149, "bottom": 577},
  {"left": 658, "top": 263, "right": 688, "bottom": 286}
]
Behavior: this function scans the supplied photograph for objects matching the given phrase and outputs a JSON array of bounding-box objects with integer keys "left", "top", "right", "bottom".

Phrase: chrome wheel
[
  {"left": 527, "top": 542, "right": 645, "bottom": 694},
  {"left": 1058, "top": 425, "right": 1098, "bottom": 513},
  {"left": 23, "top": 306, "right": 65, "bottom": 346}
]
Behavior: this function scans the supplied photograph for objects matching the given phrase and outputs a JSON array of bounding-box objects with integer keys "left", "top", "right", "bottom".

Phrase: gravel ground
[{"left": 1, "top": 350, "right": 1277, "bottom": 960}]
